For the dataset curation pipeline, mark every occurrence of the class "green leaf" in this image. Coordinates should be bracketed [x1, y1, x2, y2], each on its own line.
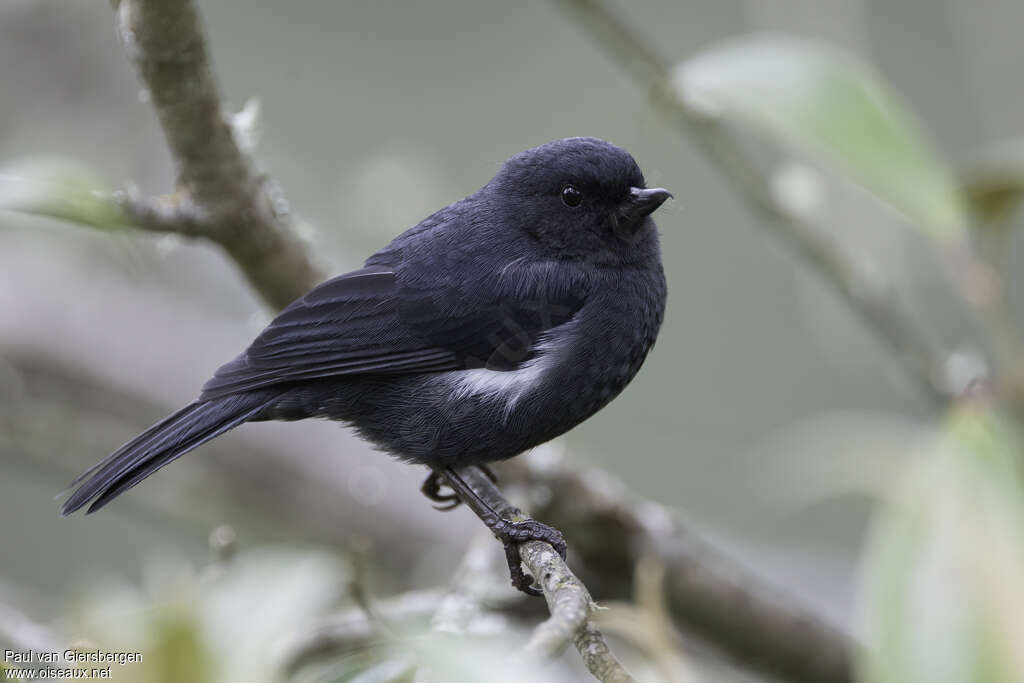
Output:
[148, 608, 213, 683]
[859, 407, 1024, 683]
[0, 157, 125, 230]
[675, 35, 968, 242]
[961, 138, 1024, 224]
[75, 550, 345, 683]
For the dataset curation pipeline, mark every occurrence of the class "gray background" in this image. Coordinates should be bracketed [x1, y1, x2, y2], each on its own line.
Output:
[1, 0, 1020, 654]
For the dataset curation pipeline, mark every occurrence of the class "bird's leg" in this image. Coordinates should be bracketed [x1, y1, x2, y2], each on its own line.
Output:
[439, 466, 566, 596]
[420, 465, 498, 511]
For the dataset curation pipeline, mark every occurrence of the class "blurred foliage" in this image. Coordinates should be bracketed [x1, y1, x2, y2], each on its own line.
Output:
[63, 549, 577, 683]
[676, 35, 968, 242]
[72, 550, 344, 683]
[859, 406, 1024, 683]
[676, 30, 1024, 683]
[962, 138, 1024, 226]
[0, 157, 125, 230]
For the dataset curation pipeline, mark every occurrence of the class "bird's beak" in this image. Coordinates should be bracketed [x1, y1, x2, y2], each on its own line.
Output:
[623, 187, 673, 223]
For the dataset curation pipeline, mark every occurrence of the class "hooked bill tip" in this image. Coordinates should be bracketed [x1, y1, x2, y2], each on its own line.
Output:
[625, 187, 673, 219]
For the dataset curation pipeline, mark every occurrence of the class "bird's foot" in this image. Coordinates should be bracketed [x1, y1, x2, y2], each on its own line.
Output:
[427, 466, 565, 597]
[488, 516, 567, 596]
[420, 466, 497, 511]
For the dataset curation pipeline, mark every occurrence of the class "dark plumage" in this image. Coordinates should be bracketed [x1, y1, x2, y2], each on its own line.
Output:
[61, 137, 671, 591]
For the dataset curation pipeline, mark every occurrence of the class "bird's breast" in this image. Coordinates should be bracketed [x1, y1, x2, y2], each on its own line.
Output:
[437, 274, 665, 443]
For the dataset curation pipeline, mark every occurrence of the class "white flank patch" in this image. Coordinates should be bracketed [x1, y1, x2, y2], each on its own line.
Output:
[451, 357, 548, 413]
[445, 329, 568, 422]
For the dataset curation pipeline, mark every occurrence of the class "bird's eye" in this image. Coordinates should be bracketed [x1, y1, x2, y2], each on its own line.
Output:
[560, 184, 583, 208]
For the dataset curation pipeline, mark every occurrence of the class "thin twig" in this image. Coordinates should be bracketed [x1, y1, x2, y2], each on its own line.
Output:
[554, 0, 954, 409]
[573, 624, 636, 683]
[113, 188, 207, 236]
[594, 557, 700, 683]
[456, 467, 636, 683]
[498, 452, 856, 683]
[111, 0, 324, 308]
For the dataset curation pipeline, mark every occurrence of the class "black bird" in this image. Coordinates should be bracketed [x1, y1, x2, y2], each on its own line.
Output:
[62, 137, 671, 595]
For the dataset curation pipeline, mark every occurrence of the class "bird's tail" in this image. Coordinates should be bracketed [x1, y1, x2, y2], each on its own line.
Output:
[61, 391, 282, 515]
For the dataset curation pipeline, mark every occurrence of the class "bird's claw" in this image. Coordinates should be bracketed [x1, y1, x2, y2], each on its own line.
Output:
[420, 467, 498, 512]
[504, 543, 544, 596]
[492, 517, 567, 596]
[420, 470, 459, 509]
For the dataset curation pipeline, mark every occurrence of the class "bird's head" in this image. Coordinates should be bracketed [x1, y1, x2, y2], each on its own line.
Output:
[487, 137, 672, 263]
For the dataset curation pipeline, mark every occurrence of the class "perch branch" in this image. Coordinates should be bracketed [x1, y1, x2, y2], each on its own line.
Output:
[497, 453, 856, 683]
[555, 0, 954, 408]
[457, 466, 636, 683]
[110, 0, 324, 308]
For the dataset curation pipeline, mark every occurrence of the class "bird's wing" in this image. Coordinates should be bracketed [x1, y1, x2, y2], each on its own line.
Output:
[199, 264, 581, 400]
